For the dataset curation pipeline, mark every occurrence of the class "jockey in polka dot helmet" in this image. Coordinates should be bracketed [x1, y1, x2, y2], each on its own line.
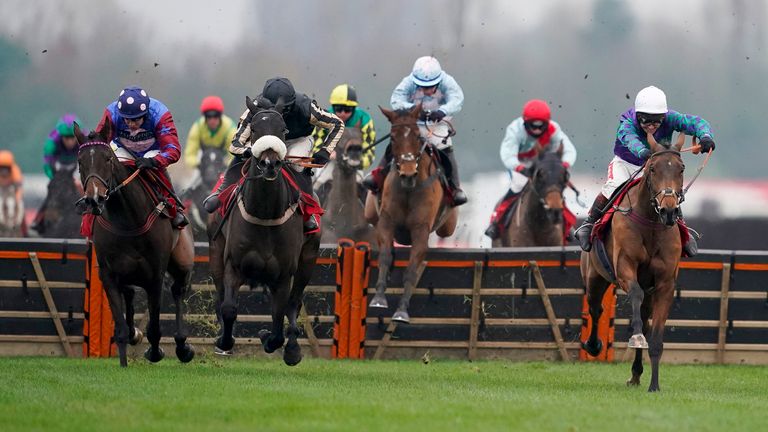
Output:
[95, 86, 188, 228]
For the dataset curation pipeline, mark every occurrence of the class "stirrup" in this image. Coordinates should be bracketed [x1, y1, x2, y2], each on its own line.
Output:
[203, 193, 221, 213]
[484, 224, 501, 240]
[452, 189, 468, 206]
[575, 222, 594, 252]
[362, 174, 379, 193]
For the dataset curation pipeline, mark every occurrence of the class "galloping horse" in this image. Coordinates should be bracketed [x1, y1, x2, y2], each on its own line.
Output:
[495, 145, 570, 247]
[75, 122, 196, 367]
[581, 132, 688, 392]
[319, 120, 374, 244]
[35, 162, 82, 238]
[183, 147, 228, 235]
[367, 104, 458, 323]
[207, 96, 320, 366]
[0, 183, 23, 237]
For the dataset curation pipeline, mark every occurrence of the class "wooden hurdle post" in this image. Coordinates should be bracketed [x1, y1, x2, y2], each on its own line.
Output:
[716, 262, 732, 364]
[468, 261, 483, 361]
[332, 240, 371, 359]
[529, 261, 570, 361]
[28, 252, 75, 358]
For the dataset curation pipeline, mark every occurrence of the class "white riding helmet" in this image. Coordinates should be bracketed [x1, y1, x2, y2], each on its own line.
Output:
[411, 56, 444, 87]
[634, 86, 668, 114]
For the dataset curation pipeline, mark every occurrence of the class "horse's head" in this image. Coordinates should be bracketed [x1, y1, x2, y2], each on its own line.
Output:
[381, 104, 424, 189]
[337, 119, 364, 172]
[645, 131, 686, 226]
[200, 147, 227, 186]
[74, 121, 117, 215]
[245, 95, 287, 142]
[530, 143, 569, 224]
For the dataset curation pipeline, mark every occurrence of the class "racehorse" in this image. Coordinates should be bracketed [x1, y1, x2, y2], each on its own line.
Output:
[0, 183, 23, 237]
[182, 147, 228, 235]
[207, 96, 320, 366]
[35, 162, 82, 238]
[366, 104, 458, 323]
[319, 120, 375, 244]
[74, 122, 196, 367]
[581, 131, 688, 392]
[495, 145, 570, 247]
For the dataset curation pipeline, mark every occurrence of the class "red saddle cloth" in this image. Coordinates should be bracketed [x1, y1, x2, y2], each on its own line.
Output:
[591, 178, 690, 254]
[80, 165, 178, 238]
[214, 168, 324, 233]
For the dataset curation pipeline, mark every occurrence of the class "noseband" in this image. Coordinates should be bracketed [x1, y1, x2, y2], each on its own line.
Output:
[390, 123, 429, 175]
[645, 149, 685, 216]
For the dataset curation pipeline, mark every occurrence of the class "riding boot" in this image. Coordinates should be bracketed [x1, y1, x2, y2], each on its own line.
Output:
[679, 210, 699, 257]
[443, 147, 467, 206]
[172, 210, 189, 229]
[575, 194, 610, 252]
[203, 156, 245, 213]
[362, 144, 392, 194]
[484, 189, 520, 240]
[298, 169, 319, 233]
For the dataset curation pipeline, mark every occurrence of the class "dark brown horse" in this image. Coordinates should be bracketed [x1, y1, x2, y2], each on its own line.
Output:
[182, 147, 229, 236]
[207, 96, 320, 365]
[35, 162, 83, 238]
[495, 145, 570, 247]
[581, 132, 688, 392]
[74, 122, 195, 367]
[366, 104, 458, 323]
[319, 120, 374, 244]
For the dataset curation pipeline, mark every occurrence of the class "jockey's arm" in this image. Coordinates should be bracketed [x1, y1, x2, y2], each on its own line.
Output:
[437, 74, 464, 117]
[151, 111, 181, 168]
[665, 111, 714, 141]
[361, 117, 376, 169]
[183, 121, 202, 169]
[617, 114, 651, 160]
[43, 137, 56, 179]
[309, 101, 344, 154]
[552, 123, 577, 168]
[311, 126, 326, 154]
[229, 109, 252, 156]
[390, 76, 415, 111]
[500, 120, 524, 173]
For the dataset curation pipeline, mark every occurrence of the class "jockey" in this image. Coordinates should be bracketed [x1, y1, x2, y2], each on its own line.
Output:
[362, 56, 467, 205]
[574, 86, 715, 256]
[96, 86, 188, 228]
[43, 114, 81, 179]
[183, 96, 236, 169]
[0, 150, 24, 231]
[202, 77, 344, 232]
[484, 100, 577, 239]
[312, 84, 376, 193]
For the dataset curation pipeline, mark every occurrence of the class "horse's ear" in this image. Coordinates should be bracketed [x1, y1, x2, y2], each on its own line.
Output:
[647, 131, 661, 153]
[73, 122, 87, 146]
[98, 117, 112, 142]
[380, 106, 396, 122]
[673, 132, 686, 152]
[246, 95, 258, 113]
[410, 102, 422, 119]
[274, 96, 285, 115]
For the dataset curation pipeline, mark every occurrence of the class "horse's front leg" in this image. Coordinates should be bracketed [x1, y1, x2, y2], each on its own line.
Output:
[215, 260, 241, 354]
[168, 231, 195, 363]
[616, 257, 647, 350]
[369, 217, 394, 309]
[143, 275, 166, 363]
[393, 224, 429, 324]
[259, 278, 290, 354]
[581, 263, 610, 357]
[102, 276, 130, 367]
[628, 300, 651, 386]
[647, 280, 674, 392]
[123, 287, 143, 346]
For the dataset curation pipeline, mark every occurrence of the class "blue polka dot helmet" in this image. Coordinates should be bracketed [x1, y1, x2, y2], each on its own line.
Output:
[117, 86, 150, 119]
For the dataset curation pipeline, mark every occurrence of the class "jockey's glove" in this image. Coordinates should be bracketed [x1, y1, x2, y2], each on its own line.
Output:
[427, 110, 446, 122]
[312, 149, 331, 165]
[699, 136, 715, 153]
[243, 147, 253, 158]
[136, 157, 158, 170]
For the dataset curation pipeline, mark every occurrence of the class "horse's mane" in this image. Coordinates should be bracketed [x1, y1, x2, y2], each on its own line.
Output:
[392, 108, 415, 117]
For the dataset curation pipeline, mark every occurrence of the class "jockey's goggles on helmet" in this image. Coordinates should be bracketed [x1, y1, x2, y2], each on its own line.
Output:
[637, 113, 665, 126]
[204, 110, 222, 118]
[333, 105, 355, 114]
[524, 120, 549, 131]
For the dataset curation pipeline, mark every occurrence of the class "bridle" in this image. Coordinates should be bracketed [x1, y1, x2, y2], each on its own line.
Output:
[390, 122, 430, 175]
[644, 149, 685, 216]
[78, 141, 141, 204]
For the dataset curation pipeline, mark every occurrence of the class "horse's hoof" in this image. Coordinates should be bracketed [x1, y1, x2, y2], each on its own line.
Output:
[627, 377, 641, 387]
[215, 335, 235, 352]
[628, 334, 649, 349]
[391, 310, 410, 324]
[369, 295, 388, 309]
[283, 342, 303, 366]
[129, 328, 143, 346]
[258, 329, 284, 353]
[581, 339, 603, 357]
[213, 346, 233, 356]
[144, 346, 165, 363]
[176, 343, 195, 363]
[647, 385, 660, 393]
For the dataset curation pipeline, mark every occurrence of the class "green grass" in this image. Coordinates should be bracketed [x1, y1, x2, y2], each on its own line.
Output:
[0, 356, 765, 432]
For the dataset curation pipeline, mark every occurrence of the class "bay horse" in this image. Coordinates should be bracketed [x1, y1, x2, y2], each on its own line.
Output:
[36, 162, 82, 238]
[367, 104, 458, 323]
[581, 131, 688, 392]
[74, 122, 196, 367]
[183, 147, 228, 235]
[495, 144, 570, 247]
[207, 96, 320, 366]
[319, 120, 374, 244]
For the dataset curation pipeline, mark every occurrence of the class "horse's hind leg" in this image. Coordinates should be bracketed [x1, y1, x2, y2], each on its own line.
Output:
[168, 231, 195, 363]
[647, 281, 674, 392]
[393, 226, 429, 324]
[283, 239, 319, 366]
[259, 279, 290, 354]
[581, 261, 611, 357]
[143, 276, 166, 363]
[628, 301, 651, 386]
[102, 277, 130, 367]
[216, 262, 241, 354]
[123, 287, 143, 345]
